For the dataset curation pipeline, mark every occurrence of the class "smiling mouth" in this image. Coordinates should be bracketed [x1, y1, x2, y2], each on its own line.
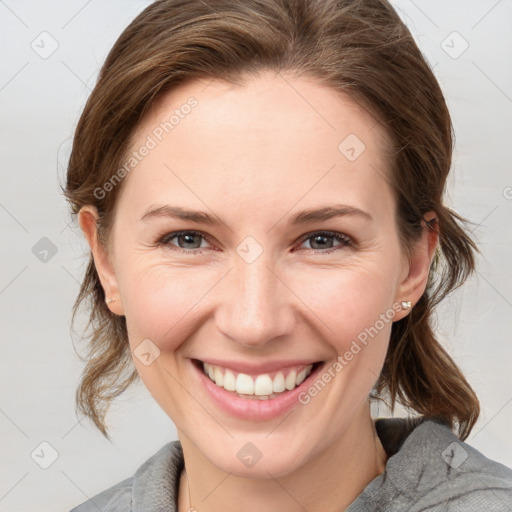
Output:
[192, 359, 324, 400]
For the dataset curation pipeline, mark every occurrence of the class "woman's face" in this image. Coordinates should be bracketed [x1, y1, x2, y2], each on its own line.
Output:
[84, 71, 434, 478]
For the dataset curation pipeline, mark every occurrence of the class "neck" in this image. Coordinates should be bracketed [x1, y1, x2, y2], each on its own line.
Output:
[178, 403, 387, 512]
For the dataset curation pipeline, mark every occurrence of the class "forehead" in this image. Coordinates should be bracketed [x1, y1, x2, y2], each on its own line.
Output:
[118, 71, 394, 223]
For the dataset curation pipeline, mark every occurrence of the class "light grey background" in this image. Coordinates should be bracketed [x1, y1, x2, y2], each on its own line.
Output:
[1, 1, 511, 511]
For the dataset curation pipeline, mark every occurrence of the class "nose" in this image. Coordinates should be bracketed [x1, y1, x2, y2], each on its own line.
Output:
[215, 255, 295, 348]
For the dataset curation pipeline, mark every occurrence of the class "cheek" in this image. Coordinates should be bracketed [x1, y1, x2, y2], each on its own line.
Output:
[119, 258, 227, 355]
[289, 261, 397, 347]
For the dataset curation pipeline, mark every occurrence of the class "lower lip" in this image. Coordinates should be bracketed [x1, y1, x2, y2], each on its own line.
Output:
[189, 359, 325, 421]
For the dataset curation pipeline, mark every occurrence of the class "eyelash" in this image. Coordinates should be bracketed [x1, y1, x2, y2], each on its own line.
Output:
[156, 230, 353, 255]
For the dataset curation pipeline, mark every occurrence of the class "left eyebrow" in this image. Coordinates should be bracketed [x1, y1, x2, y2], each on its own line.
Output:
[140, 203, 373, 225]
[288, 205, 373, 224]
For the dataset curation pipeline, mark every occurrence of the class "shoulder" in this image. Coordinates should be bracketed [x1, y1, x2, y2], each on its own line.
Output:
[69, 476, 133, 512]
[68, 440, 183, 512]
[386, 420, 512, 512]
[352, 417, 512, 511]
[400, 419, 512, 510]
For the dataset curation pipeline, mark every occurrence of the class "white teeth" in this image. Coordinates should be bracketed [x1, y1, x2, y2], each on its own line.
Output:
[285, 369, 297, 390]
[236, 373, 254, 395]
[273, 372, 286, 393]
[223, 369, 236, 391]
[214, 367, 224, 387]
[296, 368, 308, 386]
[201, 362, 315, 397]
[254, 375, 273, 396]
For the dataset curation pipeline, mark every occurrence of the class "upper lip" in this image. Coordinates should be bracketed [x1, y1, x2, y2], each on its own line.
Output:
[193, 358, 323, 375]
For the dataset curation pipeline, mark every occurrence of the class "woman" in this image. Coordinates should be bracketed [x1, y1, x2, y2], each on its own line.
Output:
[65, 0, 512, 510]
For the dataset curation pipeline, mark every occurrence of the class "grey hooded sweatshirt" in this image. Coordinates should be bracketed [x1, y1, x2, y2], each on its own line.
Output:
[69, 417, 512, 511]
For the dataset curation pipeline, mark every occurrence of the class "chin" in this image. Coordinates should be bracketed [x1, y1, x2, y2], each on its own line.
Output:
[192, 432, 317, 479]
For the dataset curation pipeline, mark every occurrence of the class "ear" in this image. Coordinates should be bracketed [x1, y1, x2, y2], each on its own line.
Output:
[393, 211, 439, 321]
[78, 206, 125, 316]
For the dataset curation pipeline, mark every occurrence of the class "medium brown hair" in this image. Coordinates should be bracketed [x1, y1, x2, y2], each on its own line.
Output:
[64, 0, 480, 441]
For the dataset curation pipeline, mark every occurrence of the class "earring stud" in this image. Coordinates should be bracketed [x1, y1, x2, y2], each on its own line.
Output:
[105, 298, 115, 304]
[401, 300, 412, 309]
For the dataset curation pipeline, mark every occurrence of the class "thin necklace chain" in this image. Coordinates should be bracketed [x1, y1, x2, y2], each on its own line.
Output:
[184, 469, 192, 511]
